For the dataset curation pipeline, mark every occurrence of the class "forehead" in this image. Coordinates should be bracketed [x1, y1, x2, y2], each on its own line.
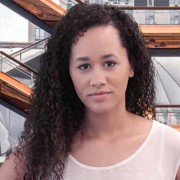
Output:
[74, 25, 121, 46]
[70, 25, 124, 59]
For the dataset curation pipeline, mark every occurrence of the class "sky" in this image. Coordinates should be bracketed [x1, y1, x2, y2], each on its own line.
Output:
[0, 3, 28, 42]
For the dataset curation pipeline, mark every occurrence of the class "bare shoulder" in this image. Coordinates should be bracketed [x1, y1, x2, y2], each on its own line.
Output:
[0, 153, 18, 180]
[129, 113, 153, 134]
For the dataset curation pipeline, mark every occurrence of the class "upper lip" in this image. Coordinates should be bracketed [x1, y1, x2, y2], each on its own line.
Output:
[88, 91, 111, 96]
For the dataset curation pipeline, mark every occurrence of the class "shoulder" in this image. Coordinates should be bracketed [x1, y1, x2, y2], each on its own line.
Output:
[153, 120, 180, 136]
[0, 153, 19, 180]
[153, 120, 180, 150]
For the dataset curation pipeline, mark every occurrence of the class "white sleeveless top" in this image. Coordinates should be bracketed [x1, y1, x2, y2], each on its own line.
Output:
[63, 120, 180, 180]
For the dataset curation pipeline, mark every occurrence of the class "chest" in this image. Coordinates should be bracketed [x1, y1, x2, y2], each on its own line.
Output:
[64, 153, 174, 180]
[71, 132, 148, 167]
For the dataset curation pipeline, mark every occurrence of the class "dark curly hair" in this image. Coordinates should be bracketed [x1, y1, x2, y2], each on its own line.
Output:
[15, 3, 155, 179]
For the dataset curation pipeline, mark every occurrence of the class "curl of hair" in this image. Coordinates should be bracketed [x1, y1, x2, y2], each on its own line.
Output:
[15, 3, 155, 179]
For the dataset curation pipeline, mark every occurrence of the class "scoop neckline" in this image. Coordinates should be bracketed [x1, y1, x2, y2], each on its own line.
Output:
[68, 120, 156, 170]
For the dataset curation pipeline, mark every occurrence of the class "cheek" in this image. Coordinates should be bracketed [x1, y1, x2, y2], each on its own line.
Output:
[70, 69, 88, 92]
[71, 75, 85, 96]
[72, 82, 86, 104]
[111, 72, 130, 91]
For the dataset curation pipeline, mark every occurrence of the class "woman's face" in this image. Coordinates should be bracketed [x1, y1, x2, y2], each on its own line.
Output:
[69, 25, 134, 114]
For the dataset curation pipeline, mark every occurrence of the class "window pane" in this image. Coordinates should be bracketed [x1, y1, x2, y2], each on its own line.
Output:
[40, 29, 44, 37]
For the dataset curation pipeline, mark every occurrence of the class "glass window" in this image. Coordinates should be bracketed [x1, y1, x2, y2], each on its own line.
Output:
[125, 10, 133, 16]
[125, 0, 133, 3]
[145, 10, 155, 24]
[175, 19, 179, 24]
[40, 29, 44, 37]
[171, 0, 180, 4]
[175, 0, 179, 4]
[35, 28, 45, 41]
[148, 0, 154, 6]
[67, 2, 72, 9]
[35, 28, 40, 36]
[149, 19, 155, 24]
[170, 10, 180, 24]
[170, 19, 174, 24]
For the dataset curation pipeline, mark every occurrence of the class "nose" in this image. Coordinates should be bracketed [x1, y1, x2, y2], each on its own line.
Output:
[89, 67, 106, 88]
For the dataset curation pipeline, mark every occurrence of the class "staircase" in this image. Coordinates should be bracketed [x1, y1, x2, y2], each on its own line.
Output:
[0, 0, 67, 33]
[0, 50, 38, 113]
[0, 51, 35, 163]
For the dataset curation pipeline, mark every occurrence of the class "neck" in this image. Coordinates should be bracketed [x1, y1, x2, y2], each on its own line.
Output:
[84, 106, 134, 140]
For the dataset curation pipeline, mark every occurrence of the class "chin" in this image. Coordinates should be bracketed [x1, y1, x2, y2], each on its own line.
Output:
[88, 104, 115, 114]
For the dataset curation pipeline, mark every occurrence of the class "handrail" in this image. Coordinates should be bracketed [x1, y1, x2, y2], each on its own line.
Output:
[10, 37, 49, 57]
[0, 51, 38, 75]
[118, 6, 180, 10]
[155, 105, 180, 108]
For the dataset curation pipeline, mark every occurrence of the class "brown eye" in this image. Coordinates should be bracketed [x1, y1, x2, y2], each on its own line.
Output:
[103, 61, 116, 68]
[78, 64, 90, 70]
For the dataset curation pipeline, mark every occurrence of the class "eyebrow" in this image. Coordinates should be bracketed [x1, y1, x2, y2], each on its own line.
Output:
[75, 54, 117, 62]
[76, 57, 89, 62]
[102, 54, 117, 59]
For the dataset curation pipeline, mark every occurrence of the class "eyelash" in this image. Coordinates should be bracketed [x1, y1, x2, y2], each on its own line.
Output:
[78, 64, 90, 70]
[103, 61, 116, 67]
[78, 61, 116, 71]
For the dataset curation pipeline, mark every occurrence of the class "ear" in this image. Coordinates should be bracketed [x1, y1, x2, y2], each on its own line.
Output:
[129, 66, 134, 78]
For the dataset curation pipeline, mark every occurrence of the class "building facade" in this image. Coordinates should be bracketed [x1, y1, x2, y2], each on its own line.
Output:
[66, 0, 180, 25]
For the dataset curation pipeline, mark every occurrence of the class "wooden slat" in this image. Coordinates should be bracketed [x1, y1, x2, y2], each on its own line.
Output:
[147, 44, 180, 48]
[0, 72, 31, 96]
[12, 0, 62, 25]
[40, 0, 66, 16]
[170, 125, 180, 132]
[12, 0, 42, 15]
[140, 25, 180, 48]
[140, 25, 180, 35]
[1, 83, 30, 113]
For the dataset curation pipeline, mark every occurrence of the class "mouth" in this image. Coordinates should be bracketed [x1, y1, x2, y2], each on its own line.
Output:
[88, 91, 111, 100]
[88, 91, 111, 96]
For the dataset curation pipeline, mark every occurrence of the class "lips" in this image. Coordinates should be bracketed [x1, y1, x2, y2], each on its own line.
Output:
[88, 91, 111, 100]
[88, 91, 111, 96]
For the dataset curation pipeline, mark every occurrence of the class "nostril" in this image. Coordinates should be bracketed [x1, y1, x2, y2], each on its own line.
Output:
[90, 76, 106, 87]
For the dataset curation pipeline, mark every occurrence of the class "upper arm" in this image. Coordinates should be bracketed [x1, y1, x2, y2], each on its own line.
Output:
[0, 153, 18, 180]
[176, 167, 180, 180]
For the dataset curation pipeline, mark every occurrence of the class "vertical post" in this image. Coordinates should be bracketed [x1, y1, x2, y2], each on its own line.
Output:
[31, 72, 34, 87]
[0, 53, 2, 72]
[20, 51, 22, 61]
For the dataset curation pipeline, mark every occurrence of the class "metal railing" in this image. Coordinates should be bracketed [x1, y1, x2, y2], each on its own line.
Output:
[111, 6, 180, 25]
[9, 37, 49, 62]
[53, 0, 79, 10]
[0, 105, 25, 166]
[0, 51, 38, 87]
[131, 9, 180, 25]
[155, 105, 180, 125]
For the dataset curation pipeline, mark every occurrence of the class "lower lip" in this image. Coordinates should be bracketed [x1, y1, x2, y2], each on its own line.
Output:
[89, 93, 110, 101]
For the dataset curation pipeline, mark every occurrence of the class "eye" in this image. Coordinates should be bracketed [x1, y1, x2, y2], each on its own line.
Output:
[103, 61, 116, 68]
[78, 64, 90, 70]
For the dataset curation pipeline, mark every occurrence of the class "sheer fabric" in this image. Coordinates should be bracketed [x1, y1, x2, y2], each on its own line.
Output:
[63, 120, 180, 180]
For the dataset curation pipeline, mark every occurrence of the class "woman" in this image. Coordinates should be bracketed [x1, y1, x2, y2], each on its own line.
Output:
[0, 3, 180, 180]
